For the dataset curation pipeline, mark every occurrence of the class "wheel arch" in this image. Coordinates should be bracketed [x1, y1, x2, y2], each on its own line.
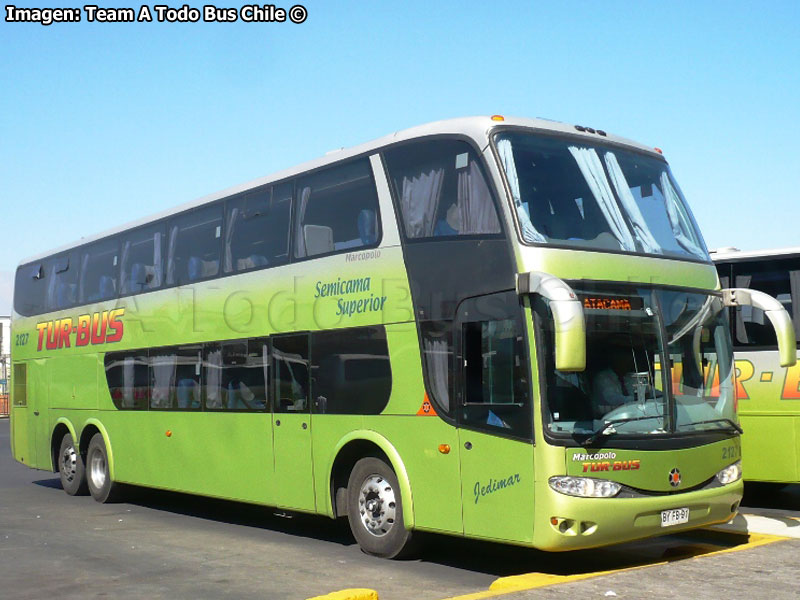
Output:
[78, 419, 115, 481]
[327, 431, 414, 529]
[50, 418, 79, 473]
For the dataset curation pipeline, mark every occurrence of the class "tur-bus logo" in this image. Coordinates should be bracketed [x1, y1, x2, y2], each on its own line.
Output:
[35, 309, 125, 351]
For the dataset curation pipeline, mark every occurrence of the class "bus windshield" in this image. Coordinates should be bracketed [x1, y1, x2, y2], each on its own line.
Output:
[536, 286, 736, 440]
[495, 132, 709, 261]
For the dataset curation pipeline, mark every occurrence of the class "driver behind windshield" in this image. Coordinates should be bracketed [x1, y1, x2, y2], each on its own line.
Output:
[591, 347, 659, 417]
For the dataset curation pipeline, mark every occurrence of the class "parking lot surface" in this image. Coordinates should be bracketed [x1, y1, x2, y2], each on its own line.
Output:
[1, 419, 798, 600]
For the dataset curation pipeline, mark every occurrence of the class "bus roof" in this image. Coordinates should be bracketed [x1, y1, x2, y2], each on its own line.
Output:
[711, 246, 800, 262]
[18, 115, 661, 266]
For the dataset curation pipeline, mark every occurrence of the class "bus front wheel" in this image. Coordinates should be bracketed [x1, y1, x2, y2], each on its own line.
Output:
[346, 457, 415, 559]
[58, 434, 88, 496]
[86, 433, 122, 503]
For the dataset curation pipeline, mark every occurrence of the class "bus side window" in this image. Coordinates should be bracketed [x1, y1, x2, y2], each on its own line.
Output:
[733, 259, 800, 347]
[294, 159, 381, 259]
[79, 237, 119, 304]
[311, 326, 392, 415]
[204, 340, 268, 411]
[14, 263, 47, 316]
[457, 292, 532, 439]
[273, 335, 310, 413]
[120, 224, 164, 295]
[224, 183, 292, 273]
[105, 351, 149, 410]
[419, 321, 454, 417]
[150, 349, 177, 409]
[174, 345, 203, 410]
[167, 204, 223, 286]
[46, 252, 79, 310]
[383, 139, 502, 240]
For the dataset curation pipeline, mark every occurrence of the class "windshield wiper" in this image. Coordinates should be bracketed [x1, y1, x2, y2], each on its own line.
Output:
[677, 418, 743, 434]
[581, 415, 665, 446]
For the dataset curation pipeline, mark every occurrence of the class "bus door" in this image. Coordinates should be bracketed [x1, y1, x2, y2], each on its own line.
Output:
[455, 291, 536, 543]
[271, 333, 316, 511]
[26, 359, 50, 470]
[10, 362, 31, 466]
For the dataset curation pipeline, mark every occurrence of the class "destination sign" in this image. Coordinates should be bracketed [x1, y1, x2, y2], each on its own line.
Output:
[579, 295, 644, 311]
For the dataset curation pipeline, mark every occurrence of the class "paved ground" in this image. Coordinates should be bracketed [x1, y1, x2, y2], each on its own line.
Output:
[1, 418, 799, 600]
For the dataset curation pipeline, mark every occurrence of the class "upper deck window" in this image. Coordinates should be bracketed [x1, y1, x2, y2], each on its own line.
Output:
[13, 262, 47, 316]
[225, 183, 292, 272]
[79, 238, 119, 303]
[294, 159, 381, 259]
[383, 139, 502, 240]
[495, 132, 709, 261]
[120, 224, 164, 295]
[167, 205, 223, 285]
[46, 252, 79, 311]
[728, 257, 800, 347]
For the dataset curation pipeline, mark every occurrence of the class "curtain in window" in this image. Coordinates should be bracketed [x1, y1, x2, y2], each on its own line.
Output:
[205, 349, 223, 408]
[224, 207, 240, 273]
[604, 152, 661, 254]
[122, 357, 135, 408]
[120, 240, 132, 293]
[790, 270, 800, 338]
[456, 160, 502, 235]
[659, 172, 705, 259]
[294, 186, 312, 257]
[496, 138, 545, 242]
[152, 232, 162, 288]
[400, 168, 444, 238]
[78, 253, 90, 302]
[568, 147, 636, 251]
[151, 354, 176, 408]
[423, 328, 451, 412]
[166, 225, 179, 285]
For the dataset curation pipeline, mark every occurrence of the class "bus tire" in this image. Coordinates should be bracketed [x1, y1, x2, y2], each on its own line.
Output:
[58, 433, 88, 496]
[346, 456, 416, 559]
[86, 433, 122, 503]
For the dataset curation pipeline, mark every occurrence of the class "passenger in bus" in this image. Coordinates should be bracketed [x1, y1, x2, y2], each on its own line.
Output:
[591, 351, 636, 415]
[434, 203, 460, 236]
[591, 350, 658, 416]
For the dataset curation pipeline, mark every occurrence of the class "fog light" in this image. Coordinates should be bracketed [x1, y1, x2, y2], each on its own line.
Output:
[549, 476, 621, 498]
[716, 461, 742, 485]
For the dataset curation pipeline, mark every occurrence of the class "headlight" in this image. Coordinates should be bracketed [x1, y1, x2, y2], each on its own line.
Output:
[549, 476, 621, 498]
[716, 460, 742, 485]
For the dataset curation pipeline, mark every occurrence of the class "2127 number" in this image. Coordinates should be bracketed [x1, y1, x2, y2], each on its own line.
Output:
[722, 445, 740, 460]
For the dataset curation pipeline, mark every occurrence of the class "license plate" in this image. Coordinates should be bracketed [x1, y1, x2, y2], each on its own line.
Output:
[660, 507, 689, 527]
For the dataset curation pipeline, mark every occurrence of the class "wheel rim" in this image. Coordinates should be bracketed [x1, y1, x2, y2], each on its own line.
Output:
[89, 450, 106, 490]
[60, 444, 78, 483]
[358, 474, 397, 537]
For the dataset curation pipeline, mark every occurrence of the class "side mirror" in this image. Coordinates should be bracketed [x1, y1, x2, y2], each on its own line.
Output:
[722, 288, 797, 367]
[517, 271, 586, 372]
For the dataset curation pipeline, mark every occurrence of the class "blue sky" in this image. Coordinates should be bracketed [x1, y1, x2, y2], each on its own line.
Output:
[1, 0, 799, 314]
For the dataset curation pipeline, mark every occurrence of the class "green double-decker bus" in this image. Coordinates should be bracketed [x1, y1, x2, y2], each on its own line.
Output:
[713, 247, 800, 485]
[10, 116, 795, 558]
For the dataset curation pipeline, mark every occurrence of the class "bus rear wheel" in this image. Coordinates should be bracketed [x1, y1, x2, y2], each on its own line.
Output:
[346, 457, 415, 559]
[58, 434, 88, 496]
[86, 433, 122, 503]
